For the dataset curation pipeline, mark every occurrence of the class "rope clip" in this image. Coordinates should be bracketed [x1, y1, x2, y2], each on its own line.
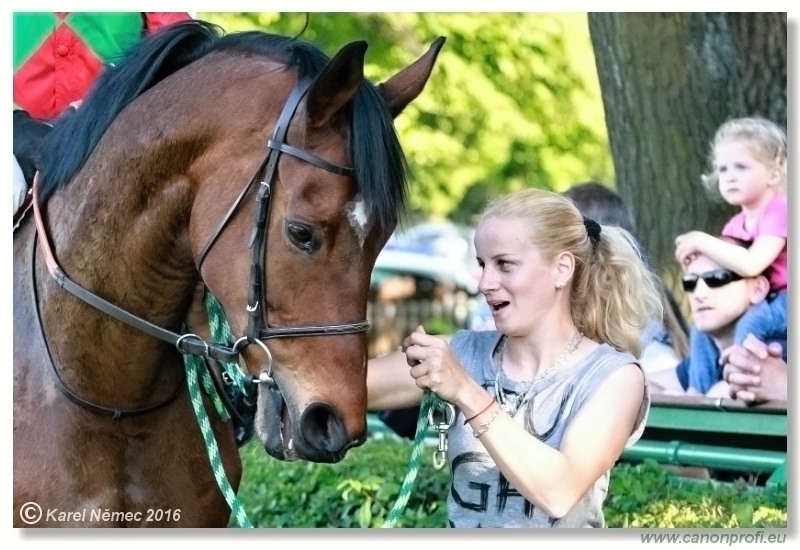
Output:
[428, 401, 456, 470]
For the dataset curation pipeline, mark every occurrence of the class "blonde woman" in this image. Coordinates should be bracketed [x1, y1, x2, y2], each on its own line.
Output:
[368, 188, 663, 527]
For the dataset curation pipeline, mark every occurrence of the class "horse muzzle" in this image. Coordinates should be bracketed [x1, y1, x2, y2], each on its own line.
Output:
[255, 377, 365, 463]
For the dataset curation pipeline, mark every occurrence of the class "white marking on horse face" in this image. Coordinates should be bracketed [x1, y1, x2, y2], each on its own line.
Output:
[347, 198, 369, 247]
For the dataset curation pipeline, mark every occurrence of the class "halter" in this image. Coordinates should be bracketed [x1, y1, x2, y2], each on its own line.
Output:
[30, 77, 370, 416]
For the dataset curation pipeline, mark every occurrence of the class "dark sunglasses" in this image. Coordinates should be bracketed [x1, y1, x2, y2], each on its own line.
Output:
[682, 269, 743, 293]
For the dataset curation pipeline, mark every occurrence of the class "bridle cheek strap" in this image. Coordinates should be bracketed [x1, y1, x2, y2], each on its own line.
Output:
[243, 79, 312, 342]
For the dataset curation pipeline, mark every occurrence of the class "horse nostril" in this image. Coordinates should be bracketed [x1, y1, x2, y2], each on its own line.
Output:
[299, 402, 350, 460]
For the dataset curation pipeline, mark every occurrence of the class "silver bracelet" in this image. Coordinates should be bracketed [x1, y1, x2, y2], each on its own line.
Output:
[472, 407, 501, 438]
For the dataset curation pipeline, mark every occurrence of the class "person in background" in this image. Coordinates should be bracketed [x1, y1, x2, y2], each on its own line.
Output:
[562, 181, 636, 231]
[674, 117, 787, 394]
[563, 181, 689, 375]
[368, 188, 663, 527]
[13, 12, 192, 216]
[648, 252, 784, 397]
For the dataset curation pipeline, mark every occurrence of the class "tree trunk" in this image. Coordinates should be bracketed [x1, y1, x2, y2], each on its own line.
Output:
[724, 13, 787, 127]
[588, 12, 786, 292]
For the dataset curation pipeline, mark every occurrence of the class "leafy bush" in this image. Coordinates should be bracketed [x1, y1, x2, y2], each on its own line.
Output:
[235, 439, 787, 528]
[605, 461, 787, 528]
[236, 437, 449, 527]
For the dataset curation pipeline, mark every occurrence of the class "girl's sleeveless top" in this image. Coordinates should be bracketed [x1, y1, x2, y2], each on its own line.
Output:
[445, 330, 650, 528]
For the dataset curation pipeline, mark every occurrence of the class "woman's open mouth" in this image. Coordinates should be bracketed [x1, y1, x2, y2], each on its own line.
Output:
[489, 300, 509, 314]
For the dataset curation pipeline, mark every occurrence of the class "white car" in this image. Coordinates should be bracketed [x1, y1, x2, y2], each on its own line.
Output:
[372, 248, 478, 296]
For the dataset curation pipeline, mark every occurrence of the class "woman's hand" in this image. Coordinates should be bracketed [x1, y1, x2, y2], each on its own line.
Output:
[401, 326, 473, 405]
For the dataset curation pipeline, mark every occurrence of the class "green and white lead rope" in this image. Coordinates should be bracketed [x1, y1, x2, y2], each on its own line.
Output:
[183, 291, 254, 528]
[183, 289, 438, 528]
[381, 390, 444, 528]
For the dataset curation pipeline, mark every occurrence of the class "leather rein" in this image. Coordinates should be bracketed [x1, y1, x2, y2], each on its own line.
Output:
[31, 78, 370, 417]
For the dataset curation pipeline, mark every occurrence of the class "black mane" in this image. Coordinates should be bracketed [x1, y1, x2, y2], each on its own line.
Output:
[40, 19, 407, 233]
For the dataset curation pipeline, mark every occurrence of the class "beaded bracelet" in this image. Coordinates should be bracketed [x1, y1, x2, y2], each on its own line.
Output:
[472, 407, 501, 438]
[463, 399, 496, 425]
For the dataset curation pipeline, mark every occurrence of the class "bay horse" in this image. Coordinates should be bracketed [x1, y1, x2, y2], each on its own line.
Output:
[13, 20, 444, 527]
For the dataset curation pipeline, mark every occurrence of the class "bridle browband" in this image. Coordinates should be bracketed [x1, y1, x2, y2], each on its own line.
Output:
[31, 77, 371, 417]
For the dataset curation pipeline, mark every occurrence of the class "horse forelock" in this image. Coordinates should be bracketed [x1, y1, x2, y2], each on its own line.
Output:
[350, 83, 408, 240]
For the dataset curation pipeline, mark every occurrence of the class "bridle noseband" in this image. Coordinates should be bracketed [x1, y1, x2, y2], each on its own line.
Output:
[31, 77, 371, 416]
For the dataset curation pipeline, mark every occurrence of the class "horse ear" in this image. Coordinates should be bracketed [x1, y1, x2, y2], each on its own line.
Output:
[306, 41, 367, 129]
[378, 36, 446, 118]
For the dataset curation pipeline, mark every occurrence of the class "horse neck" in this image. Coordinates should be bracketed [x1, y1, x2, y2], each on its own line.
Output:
[40, 138, 197, 402]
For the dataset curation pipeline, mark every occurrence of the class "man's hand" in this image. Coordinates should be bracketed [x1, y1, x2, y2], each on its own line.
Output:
[721, 334, 787, 404]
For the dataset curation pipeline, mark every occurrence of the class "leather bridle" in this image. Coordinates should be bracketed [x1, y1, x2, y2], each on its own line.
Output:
[194, 78, 370, 384]
[31, 77, 371, 416]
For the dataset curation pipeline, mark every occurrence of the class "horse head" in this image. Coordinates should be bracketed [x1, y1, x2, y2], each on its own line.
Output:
[191, 33, 445, 462]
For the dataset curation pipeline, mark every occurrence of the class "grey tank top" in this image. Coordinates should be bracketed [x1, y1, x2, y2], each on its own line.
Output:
[445, 330, 650, 528]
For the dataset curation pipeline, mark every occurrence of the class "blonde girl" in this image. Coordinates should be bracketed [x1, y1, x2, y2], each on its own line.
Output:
[674, 117, 787, 393]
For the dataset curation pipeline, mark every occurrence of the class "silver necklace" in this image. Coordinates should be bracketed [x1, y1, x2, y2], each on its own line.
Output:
[494, 329, 583, 416]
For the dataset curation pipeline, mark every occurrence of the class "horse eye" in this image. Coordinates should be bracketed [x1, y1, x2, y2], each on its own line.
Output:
[286, 222, 319, 252]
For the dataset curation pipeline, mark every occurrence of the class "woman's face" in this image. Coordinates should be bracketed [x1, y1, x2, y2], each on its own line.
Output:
[474, 217, 559, 335]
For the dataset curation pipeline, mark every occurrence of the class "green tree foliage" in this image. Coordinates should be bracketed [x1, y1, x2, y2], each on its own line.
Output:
[200, 12, 612, 223]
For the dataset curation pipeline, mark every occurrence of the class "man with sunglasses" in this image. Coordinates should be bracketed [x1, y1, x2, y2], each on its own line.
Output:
[649, 253, 786, 396]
